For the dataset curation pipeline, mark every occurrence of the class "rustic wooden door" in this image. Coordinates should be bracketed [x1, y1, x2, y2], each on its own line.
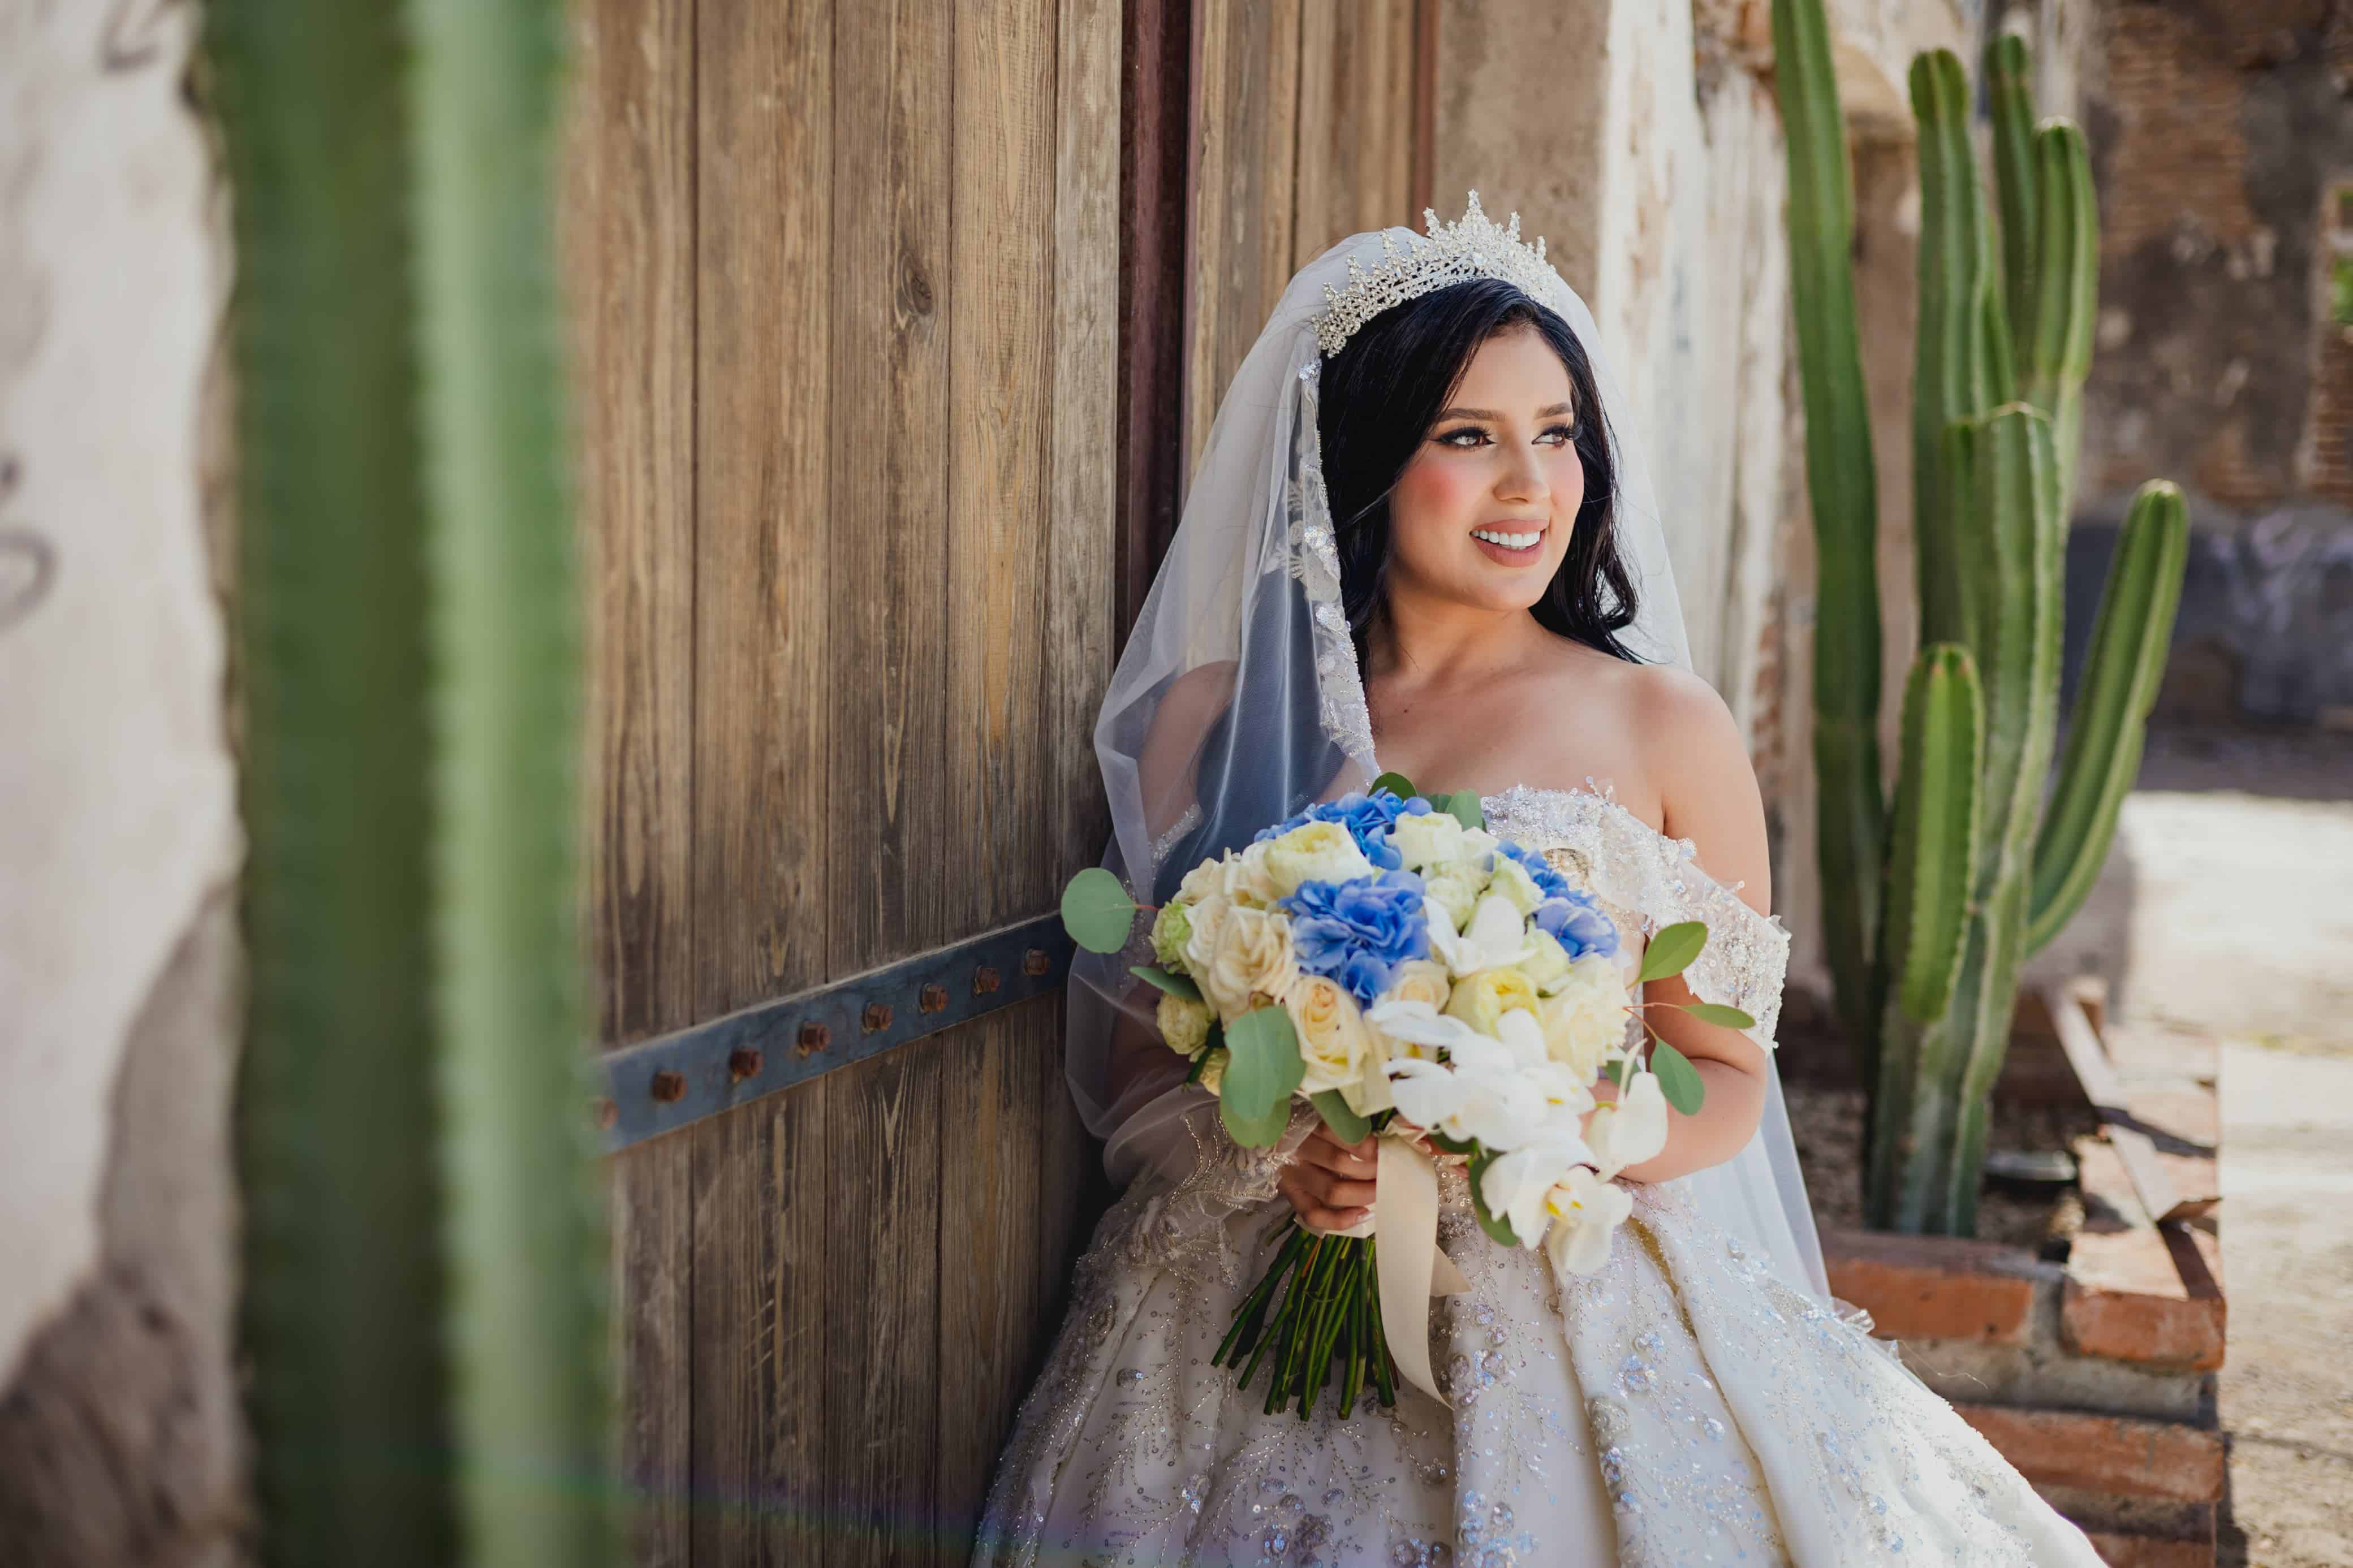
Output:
[564, 0, 1118, 1560]
[561, 1, 1427, 1562]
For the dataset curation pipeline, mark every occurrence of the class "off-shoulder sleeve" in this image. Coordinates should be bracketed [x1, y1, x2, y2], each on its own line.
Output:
[1483, 784, 1790, 1052]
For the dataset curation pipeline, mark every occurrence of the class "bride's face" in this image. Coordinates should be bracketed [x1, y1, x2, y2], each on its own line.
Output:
[1385, 323, 1584, 614]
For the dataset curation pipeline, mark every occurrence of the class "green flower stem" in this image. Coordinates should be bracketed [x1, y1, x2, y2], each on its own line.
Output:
[1218, 1226, 1302, 1367]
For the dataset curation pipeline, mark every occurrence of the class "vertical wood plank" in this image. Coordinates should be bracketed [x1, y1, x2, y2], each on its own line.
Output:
[937, 0, 1063, 1557]
[563, 0, 697, 1560]
[1183, 0, 1302, 472]
[692, 1, 833, 1563]
[1294, 1, 1419, 270]
[1038, 0, 1122, 1453]
[1116, 0, 1193, 630]
[946, 0, 1058, 935]
[824, 2, 956, 1563]
[936, 1008, 1050, 1559]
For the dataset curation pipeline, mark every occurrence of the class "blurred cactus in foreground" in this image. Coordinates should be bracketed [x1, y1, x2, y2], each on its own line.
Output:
[214, 0, 617, 1561]
[1773, 10, 2190, 1234]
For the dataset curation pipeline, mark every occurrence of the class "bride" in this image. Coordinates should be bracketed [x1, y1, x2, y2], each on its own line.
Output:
[973, 196, 2104, 1567]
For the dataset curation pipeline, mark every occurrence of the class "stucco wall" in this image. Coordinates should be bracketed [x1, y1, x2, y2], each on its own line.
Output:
[0, 0, 245, 1560]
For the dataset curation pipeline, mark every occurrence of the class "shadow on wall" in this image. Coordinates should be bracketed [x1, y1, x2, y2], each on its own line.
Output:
[2062, 503, 2353, 729]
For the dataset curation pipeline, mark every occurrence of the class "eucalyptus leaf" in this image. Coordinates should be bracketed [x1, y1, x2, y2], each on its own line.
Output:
[1465, 1149, 1520, 1247]
[1061, 867, 1137, 954]
[1222, 1005, 1305, 1121]
[1681, 1001, 1755, 1030]
[1371, 770, 1419, 802]
[1310, 1090, 1371, 1146]
[1130, 964, 1202, 1003]
[1636, 920, 1708, 983]
[1427, 1129, 1477, 1157]
[1650, 1040, 1708, 1116]
[1439, 791, 1484, 831]
[1222, 1093, 1293, 1149]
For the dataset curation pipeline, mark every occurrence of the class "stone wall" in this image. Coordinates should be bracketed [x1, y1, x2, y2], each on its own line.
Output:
[2077, 0, 2353, 725]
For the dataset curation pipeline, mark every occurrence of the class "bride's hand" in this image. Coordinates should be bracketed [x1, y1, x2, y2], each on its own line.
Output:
[1277, 1125, 1377, 1231]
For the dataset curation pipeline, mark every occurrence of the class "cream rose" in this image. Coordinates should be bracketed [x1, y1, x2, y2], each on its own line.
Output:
[1537, 954, 1631, 1080]
[1261, 820, 1375, 896]
[1179, 848, 1279, 909]
[1381, 958, 1453, 1010]
[1286, 973, 1373, 1095]
[1389, 810, 1469, 871]
[1156, 990, 1214, 1055]
[1444, 966, 1540, 1036]
[1421, 865, 1484, 932]
[1181, 891, 1232, 979]
[1199, 904, 1299, 1023]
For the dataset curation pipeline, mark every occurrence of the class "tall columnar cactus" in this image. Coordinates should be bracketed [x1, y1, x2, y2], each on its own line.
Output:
[1773, 7, 2191, 1234]
[214, 1, 616, 1562]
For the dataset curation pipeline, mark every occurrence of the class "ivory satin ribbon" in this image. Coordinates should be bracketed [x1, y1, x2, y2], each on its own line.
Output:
[1312, 1137, 1468, 1407]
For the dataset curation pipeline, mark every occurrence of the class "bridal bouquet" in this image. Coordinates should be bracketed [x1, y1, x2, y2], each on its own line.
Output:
[1062, 777, 1753, 1419]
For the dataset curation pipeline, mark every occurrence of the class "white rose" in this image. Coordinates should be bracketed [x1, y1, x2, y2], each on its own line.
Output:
[1389, 810, 1469, 872]
[1286, 973, 1373, 1095]
[1200, 904, 1299, 1023]
[1156, 990, 1213, 1055]
[1485, 854, 1544, 914]
[1421, 866, 1484, 932]
[1180, 849, 1279, 909]
[1537, 955, 1630, 1081]
[1520, 928, 1573, 994]
[1261, 820, 1375, 896]
[1182, 892, 1233, 978]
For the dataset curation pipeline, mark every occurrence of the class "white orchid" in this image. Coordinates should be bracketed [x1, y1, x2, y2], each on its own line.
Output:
[1478, 1128, 1597, 1249]
[1425, 889, 1535, 977]
[1587, 1068, 1670, 1180]
[1544, 1165, 1634, 1275]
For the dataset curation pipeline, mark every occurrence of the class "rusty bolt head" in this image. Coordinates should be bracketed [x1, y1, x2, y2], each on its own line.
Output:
[919, 982, 948, 1013]
[796, 1020, 829, 1055]
[973, 965, 1001, 995]
[1024, 948, 1051, 977]
[728, 1047, 763, 1082]
[649, 1069, 686, 1104]
[594, 1097, 618, 1130]
[863, 1001, 893, 1033]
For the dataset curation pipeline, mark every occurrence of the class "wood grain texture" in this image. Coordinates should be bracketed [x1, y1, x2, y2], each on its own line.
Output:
[564, 2, 697, 1561]
[1292, 0, 1419, 270]
[691, 1, 833, 1563]
[947, 0, 1058, 935]
[1116, 0, 1193, 632]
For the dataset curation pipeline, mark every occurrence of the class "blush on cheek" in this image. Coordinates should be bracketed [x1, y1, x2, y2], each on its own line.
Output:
[1390, 455, 1484, 551]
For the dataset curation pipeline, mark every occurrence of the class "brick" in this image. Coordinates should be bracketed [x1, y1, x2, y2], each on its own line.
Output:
[1954, 1405, 2225, 1505]
[1820, 1228, 2050, 1344]
[2082, 1530, 2214, 1568]
[2066, 1138, 2227, 1372]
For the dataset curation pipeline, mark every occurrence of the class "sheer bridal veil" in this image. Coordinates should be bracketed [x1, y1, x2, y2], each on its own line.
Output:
[1066, 196, 1830, 1300]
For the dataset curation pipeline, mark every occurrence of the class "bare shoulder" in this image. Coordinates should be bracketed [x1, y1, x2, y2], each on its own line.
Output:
[1623, 662, 1772, 915]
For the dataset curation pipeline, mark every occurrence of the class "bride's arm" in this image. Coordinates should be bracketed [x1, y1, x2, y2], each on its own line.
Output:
[1593, 666, 1774, 1184]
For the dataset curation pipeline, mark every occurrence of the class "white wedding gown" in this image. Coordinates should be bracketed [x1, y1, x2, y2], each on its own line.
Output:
[974, 785, 2105, 1567]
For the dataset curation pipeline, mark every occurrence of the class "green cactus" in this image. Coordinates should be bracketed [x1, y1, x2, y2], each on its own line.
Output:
[216, 0, 615, 1560]
[1773, 9, 2191, 1233]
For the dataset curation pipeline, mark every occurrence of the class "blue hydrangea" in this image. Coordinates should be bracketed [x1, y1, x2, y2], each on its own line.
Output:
[1495, 837, 1576, 903]
[1253, 789, 1428, 872]
[1533, 891, 1619, 961]
[1279, 870, 1430, 1007]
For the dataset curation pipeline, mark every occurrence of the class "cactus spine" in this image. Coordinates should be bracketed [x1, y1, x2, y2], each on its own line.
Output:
[1773, 7, 2191, 1233]
[215, 0, 616, 1560]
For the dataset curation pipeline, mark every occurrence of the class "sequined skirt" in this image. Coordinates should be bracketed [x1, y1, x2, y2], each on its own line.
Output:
[973, 1163, 2108, 1568]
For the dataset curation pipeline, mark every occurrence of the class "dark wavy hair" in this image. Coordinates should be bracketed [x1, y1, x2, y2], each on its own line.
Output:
[1316, 277, 1645, 665]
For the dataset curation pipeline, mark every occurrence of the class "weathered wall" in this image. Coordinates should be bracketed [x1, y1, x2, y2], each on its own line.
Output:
[0, 0, 247, 1561]
[2076, 0, 2353, 725]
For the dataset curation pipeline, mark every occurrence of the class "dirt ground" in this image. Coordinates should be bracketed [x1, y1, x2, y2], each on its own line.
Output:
[2029, 724, 2353, 1566]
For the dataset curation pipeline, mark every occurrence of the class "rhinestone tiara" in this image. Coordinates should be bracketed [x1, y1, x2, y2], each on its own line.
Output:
[1309, 191, 1565, 357]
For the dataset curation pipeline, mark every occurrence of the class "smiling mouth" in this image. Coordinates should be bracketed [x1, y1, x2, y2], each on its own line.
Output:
[1471, 526, 1545, 551]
